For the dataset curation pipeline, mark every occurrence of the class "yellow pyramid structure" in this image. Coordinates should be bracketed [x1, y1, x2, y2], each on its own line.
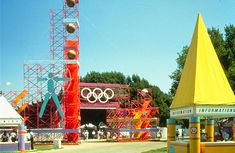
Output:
[171, 14, 235, 109]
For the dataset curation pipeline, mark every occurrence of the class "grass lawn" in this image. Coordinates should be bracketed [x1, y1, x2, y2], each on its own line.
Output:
[34, 145, 55, 151]
[142, 147, 167, 153]
[0, 145, 56, 153]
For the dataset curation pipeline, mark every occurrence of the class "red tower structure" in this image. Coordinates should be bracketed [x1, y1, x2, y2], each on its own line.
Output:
[64, 40, 80, 142]
[23, 0, 80, 142]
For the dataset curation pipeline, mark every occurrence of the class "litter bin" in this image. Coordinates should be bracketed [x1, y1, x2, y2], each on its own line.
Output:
[53, 139, 61, 149]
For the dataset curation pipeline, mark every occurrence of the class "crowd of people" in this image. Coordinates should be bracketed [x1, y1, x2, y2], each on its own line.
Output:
[175, 128, 233, 142]
[0, 129, 34, 149]
[0, 130, 17, 142]
[82, 129, 106, 140]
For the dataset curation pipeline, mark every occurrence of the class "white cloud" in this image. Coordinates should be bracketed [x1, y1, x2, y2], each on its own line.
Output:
[6, 82, 12, 86]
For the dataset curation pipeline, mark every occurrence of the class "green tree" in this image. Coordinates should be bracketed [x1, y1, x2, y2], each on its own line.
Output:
[151, 85, 171, 126]
[224, 25, 235, 91]
[169, 46, 188, 96]
[169, 25, 235, 96]
[81, 71, 126, 84]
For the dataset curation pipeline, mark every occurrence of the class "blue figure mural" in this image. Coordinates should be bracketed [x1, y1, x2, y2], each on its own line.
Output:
[38, 72, 71, 118]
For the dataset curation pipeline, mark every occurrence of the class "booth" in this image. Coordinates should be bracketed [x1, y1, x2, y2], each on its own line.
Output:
[167, 14, 235, 153]
[0, 95, 30, 152]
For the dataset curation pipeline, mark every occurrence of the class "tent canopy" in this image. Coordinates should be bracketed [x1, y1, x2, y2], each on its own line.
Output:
[0, 95, 23, 127]
[171, 14, 235, 109]
[80, 123, 97, 129]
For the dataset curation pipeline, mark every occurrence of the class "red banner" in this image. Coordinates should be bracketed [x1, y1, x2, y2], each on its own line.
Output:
[64, 40, 80, 142]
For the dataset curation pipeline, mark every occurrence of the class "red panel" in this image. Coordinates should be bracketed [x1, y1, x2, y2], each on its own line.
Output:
[64, 40, 80, 142]
[80, 102, 119, 109]
[80, 83, 129, 88]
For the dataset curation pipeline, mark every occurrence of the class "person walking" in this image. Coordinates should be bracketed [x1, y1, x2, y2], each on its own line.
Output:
[176, 129, 180, 140]
[182, 129, 184, 140]
[27, 130, 34, 150]
[92, 130, 96, 139]
[84, 130, 89, 140]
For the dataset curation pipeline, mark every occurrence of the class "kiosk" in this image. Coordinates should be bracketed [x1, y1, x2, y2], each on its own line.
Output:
[167, 14, 235, 153]
[0, 96, 30, 152]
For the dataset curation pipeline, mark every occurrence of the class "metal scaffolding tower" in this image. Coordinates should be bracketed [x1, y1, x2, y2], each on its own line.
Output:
[23, 0, 80, 142]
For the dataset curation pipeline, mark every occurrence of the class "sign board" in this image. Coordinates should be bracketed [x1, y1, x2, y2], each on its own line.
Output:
[170, 106, 235, 118]
[0, 118, 22, 127]
[196, 106, 235, 117]
[170, 107, 194, 118]
[191, 127, 197, 134]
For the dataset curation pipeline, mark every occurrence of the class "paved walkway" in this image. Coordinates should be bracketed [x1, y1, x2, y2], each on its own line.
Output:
[35, 141, 166, 153]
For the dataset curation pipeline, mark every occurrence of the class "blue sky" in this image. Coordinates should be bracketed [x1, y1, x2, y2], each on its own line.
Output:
[0, 0, 235, 93]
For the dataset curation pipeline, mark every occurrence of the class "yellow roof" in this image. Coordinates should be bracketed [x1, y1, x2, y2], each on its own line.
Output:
[171, 14, 235, 109]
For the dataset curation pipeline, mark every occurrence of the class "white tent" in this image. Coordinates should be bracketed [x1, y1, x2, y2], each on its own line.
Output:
[0, 96, 23, 127]
[80, 123, 97, 129]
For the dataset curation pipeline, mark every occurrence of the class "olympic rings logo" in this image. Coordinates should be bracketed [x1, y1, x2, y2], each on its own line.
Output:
[81, 88, 114, 103]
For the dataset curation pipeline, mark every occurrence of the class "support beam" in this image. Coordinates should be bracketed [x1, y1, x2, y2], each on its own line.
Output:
[205, 119, 214, 142]
[233, 118, 235, 141]
[190, 116, 200, 153]
[167, 118, 176, 153]
[18, 124, 26, 151]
